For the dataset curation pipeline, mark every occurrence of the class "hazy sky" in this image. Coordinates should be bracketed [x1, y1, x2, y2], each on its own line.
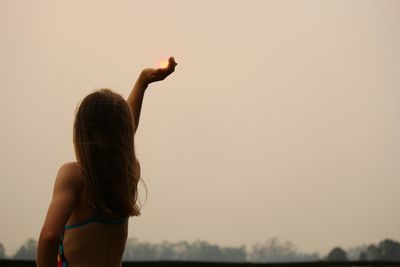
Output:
[0, 0, 399, 256]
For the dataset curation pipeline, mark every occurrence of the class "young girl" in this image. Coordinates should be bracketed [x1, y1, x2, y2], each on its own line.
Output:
[36, 57, 177, 267]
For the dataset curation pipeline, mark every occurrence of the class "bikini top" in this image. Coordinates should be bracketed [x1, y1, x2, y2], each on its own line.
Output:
[58, 215, 129, 267]
[64, 215, 129, 230]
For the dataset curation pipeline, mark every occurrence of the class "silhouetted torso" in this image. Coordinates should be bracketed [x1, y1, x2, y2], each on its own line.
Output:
[62, 162, 128, 267]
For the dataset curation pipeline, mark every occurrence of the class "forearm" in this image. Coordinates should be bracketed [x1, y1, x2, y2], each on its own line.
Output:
[127, 74, 148, 133]
[127, 57, 177, 132]
[36, 238, 58, 267]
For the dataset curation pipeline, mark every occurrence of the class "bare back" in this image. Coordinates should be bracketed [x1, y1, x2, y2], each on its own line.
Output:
[62, 162, 128, 267]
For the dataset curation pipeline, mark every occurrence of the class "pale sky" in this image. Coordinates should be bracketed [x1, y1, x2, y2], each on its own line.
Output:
[0, 0, 399, 256]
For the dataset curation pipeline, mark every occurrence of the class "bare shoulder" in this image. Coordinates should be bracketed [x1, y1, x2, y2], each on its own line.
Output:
[59, 161, 83, 174]
[55, 162, 84, 192]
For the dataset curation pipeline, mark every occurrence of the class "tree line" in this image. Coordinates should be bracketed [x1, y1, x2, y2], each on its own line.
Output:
[1, 237, 399, 262]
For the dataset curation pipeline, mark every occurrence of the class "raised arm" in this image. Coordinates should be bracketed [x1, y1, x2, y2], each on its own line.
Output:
[127, 57, 177, 132]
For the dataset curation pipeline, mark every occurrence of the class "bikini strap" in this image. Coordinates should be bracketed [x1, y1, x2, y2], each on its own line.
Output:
[64, 215, 128, 230]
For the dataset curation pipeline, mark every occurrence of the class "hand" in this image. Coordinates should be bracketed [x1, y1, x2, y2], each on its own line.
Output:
[139, 57, 178, 86]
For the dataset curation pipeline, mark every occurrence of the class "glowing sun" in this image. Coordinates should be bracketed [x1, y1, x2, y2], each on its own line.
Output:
[158, 59, 169, 69]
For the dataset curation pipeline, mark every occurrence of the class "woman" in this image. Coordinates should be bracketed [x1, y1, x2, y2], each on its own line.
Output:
[36, 57, 178, 267]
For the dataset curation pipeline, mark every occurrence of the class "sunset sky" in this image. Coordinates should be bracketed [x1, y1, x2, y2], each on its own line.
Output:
[0, 0, 399, 256]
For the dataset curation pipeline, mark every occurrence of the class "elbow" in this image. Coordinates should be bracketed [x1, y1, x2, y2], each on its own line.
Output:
[38, 228, 61, 245]
[36, 229, 60, 267]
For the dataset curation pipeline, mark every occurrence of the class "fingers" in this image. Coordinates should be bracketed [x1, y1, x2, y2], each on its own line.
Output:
[168, 56, 177, 67]
[158, 57, 177, 75]
[167, 57, 177, 73]
[151, 57, 177, 83]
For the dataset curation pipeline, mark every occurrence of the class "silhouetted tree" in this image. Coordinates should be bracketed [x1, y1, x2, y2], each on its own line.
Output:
[359, 251, 367, 261]
[249, 237, 319, 262]
[0, 243, 5, 258]
[365, 239, 400, 261]
[346, 244, 368, 260]
[326, 247, 348, 261]
[221, 246, 247, 262]
[188, 240, 223, 261]
[123, 238, 157, 260]
[14, 239, 37, 259]
[379, 239, 400, 261]
[123, 238, 247, 262]
[365, 244, 379, 260]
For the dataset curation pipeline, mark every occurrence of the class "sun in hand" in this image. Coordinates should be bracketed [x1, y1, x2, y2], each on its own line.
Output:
[158, 59, 169, 69]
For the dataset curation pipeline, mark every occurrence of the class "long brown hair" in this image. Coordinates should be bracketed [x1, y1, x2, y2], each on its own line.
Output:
[73, 88, 141, 217]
